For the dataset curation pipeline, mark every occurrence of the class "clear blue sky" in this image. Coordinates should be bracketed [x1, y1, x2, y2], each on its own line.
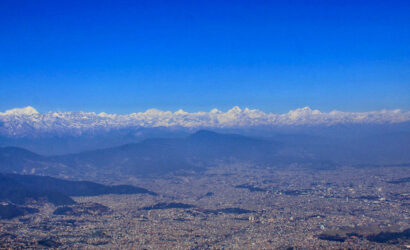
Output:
[0, 0, 409, 113]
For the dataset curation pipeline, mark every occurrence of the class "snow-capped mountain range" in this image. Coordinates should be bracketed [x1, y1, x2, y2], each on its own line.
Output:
[1, 106, 409, 137]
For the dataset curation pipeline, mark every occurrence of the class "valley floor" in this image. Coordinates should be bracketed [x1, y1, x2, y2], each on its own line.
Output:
[0, 165, 409, 249]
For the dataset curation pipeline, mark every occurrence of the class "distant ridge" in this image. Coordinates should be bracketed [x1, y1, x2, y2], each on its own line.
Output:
[0, 131, 280, 178]
[1, 129, 409, 180]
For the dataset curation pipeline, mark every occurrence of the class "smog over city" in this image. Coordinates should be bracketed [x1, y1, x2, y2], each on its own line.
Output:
[0, 1, 409, 249]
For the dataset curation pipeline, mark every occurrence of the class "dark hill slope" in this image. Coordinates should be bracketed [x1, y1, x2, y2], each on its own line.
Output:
[185, 130, 277, 161]
[0, 147, 48, 173]
[3, 173, 156, 196]
[0, 173, 156, 206]
[0, 174, 75, 206]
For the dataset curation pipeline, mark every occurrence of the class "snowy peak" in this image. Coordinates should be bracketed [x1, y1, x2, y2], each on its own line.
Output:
[228, 106, 242, 113]
[0, 106, 39, 116]
[287, 107, 321, 120]
[0, 106, 409, 137]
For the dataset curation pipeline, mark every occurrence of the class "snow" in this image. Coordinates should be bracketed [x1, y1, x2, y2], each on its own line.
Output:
[0, 106, 39, 116]
[0, 106, 409, 137]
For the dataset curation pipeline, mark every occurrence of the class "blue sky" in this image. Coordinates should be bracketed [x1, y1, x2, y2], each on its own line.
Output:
[0, 0, 409, 113]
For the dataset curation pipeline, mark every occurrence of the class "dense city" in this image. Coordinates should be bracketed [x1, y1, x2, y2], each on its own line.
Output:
[1, 164, 409, 249]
